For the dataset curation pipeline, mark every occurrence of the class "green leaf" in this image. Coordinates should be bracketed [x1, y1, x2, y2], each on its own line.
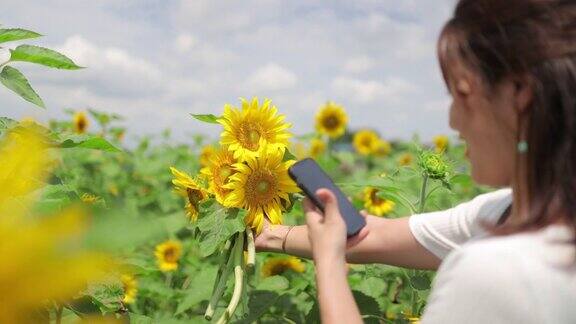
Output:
[236, 291, 281, 324]
[410, 275, 431, 290]
[0, 117, 17, 135]
[66, 295, 102, 317]
[10, 44, 83, 69]
[0, 65, 45, 108]
[196, 205, 244, 257]
[282, 149, 297, 162]
[60, 135, 122, 152]
[0, 28, 41, 44]
[256, 275, 290, 291]
[190, 113, 220, 124]
[175, 267, 217, 315]
[450, 174, 472, 186]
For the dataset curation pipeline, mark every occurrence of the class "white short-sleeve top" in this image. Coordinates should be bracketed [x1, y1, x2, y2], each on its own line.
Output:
[409, 188, 576, 324]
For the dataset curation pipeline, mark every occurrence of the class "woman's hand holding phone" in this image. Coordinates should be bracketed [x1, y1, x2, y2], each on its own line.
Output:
[304, 188, 369, 265]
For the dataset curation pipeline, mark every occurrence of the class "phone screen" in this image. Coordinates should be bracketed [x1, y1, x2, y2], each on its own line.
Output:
[288, 158, 366, 237]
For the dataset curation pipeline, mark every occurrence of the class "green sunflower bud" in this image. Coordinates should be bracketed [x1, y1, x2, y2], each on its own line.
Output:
[418, 150, 450, 181]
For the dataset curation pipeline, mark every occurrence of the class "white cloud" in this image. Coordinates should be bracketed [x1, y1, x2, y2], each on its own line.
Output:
[343, 56, 375, 74]
[245, 63, 298, 92]
[56, 35, 161, 79]
[174, 33, 198, 53]
[332, 76, 415, 104]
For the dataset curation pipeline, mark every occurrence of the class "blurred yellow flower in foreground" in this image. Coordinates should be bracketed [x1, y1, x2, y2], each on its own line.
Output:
[0, 128, 111, 323]
[170, 167, 208, 221]
[73, 111, 89, 134]
[433, 135, 449, 153]
[261, 256, 305, 277]
[219, 97, 292, 162]
[308, 138, 326, 158]
[200, 146, 238, 207]
[315, 101, 347, 139]
[363, 187, 395, 216]
[224, 147, 300, 234]
[155, 240, 182, 272]
[121, 274, 138, 304]
[353, 130, 380, 156]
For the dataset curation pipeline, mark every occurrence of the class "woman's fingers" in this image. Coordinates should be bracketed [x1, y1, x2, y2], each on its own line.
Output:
[315, 189, 341, 221]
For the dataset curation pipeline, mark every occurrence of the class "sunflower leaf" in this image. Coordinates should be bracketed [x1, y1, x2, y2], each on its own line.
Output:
[0, 117, 18, 136]
[196, 203, 244, 257]
[59, 134, 122, 152]
[0, 28, 42, 44]
[282, 149, 297, 162]
[256, 276, 289, 291]
[0, 65, 45, 108]
[10, 45, 83, 69]
[190, 113, 220, 124]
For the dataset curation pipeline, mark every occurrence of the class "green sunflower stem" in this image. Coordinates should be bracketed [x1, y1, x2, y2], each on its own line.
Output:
[205, 236, 237, 321]
[245, 227, 255, 274]
[212, 240, 233, 290]
[409, 173, 429, 318]
[216, 233, 245, 324]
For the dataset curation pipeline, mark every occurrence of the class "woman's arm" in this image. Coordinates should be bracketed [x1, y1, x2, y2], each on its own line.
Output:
[304, 189, 366, 324]
[256, 213, 441, 270]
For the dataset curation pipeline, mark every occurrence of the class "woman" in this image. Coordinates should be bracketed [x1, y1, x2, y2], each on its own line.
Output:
[256, 0, 576, 323]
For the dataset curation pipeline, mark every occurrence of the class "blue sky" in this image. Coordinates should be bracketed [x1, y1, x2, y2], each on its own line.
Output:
[1, 0, 456, 144]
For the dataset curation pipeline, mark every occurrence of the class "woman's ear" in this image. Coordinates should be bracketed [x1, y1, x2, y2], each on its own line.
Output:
[513, 75, 533, 114]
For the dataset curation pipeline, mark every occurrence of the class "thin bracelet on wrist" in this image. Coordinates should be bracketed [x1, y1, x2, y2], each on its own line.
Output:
[281, 225, 295, 253]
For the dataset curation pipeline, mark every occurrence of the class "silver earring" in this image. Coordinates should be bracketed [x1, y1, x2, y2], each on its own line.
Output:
[517, 140, 528, 153]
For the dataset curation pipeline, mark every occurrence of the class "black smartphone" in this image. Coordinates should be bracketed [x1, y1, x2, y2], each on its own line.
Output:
[288, 158, 366, 237]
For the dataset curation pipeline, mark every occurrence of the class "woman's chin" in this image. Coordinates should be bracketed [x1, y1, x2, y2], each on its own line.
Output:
[471, 169, 510, 187]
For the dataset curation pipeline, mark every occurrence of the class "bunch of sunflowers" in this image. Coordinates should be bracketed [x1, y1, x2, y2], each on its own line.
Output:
[170, 97, 300, 323]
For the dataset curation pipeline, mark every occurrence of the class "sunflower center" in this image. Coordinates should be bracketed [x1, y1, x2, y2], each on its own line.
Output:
[76, 118, 87, 132]
[245, 170, 277, 206]
[269, 262, 289, 276]
[257, 180, 270, 194]
[238, 123, 262, 151]
[187, 188, 203, 208]
[219, 166, 233, 180]
[323, 114, 340, 130]
[370, 190, 385, 205]
[163, 248, 177, 263]
[361, 137, 373, 147]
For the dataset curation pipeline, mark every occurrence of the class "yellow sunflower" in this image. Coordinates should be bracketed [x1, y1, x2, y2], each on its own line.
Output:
[155, 240, 182, 272]
[200, 144, 216, 167]
[398, 153, 413, 166]
[261, 256, 306, 277]
[121, 274, 138, 304]
[353, 129, 380, 156]
[315, 101, 348, 138]
[374, 139, 392, 157]
[219, 97, 292, 162]
[309, 138, 326, 158]
[363, 187, 395, 216]
[200, 147, 238, 207]
[73, 111, 89, 134]
[170, 167, 209, 222]
[433, 135, 449, 153]
[223, 147, 300, 234]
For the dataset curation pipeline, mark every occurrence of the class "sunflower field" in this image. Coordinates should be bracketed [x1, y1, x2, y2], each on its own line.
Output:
[0, 26, 487, 324]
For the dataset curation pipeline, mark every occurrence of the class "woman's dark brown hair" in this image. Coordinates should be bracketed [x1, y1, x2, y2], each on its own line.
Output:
[438, 0, 576, 241]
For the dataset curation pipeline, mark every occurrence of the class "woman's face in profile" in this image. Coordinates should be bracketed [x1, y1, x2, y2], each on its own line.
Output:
[444, 58, 518, 187]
